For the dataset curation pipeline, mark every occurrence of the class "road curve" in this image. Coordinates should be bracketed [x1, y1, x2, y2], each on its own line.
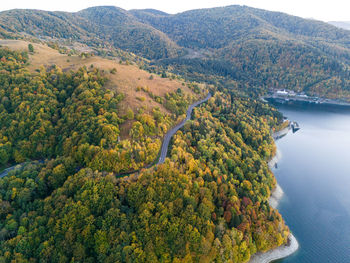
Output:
[0, 165, 20, 178]
[0, 93, 212, 178]
[158, 92, 212, 164]
[0, 160, 44, 178]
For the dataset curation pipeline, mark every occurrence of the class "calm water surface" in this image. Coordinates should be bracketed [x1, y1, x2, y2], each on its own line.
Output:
[271, 104, 350, 263]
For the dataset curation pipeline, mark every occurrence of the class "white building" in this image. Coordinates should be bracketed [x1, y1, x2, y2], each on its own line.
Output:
[276, 90, 289, 96]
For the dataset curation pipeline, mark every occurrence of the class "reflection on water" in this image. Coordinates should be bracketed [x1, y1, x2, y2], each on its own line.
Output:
[271, 103, 350, 263]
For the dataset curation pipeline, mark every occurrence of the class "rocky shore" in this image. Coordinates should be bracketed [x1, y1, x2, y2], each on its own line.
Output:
[248, 130, 299, 263]
[248, 181, 299, 263]
[249, 233, 299, 263]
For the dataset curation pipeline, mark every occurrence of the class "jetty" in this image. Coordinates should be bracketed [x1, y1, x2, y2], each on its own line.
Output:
[272, 120, 300, 141]
[290, 121, 300, 133]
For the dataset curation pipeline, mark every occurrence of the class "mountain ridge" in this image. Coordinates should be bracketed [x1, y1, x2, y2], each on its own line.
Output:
[0, 5, 347, 263]
[1, 5, 350, 98]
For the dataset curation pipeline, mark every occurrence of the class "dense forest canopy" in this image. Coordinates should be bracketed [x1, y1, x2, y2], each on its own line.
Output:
[0, 3, 348, 262]
[0, 44, 290, 262]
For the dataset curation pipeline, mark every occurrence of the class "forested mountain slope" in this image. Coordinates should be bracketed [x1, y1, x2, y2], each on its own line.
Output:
[131, 5, 350, 49]
[0, 7, 183, 59]
[132, 5, 350, 98]
[1, 4, 350, 261]
[0, 43, 289, 263]
[2, 5, 350, 98]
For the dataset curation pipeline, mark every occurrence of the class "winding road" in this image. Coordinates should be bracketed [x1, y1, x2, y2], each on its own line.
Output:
[158, 92, 212, 164]
[0, 165, 21, 178]
[0, 93, 212, 178]
[0, 160, 44, 178]
[0, 91, 298, 263]
[0, 163, 32, 178]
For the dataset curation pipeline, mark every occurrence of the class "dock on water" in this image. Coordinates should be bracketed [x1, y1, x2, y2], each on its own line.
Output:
[290, 121, 300, 133]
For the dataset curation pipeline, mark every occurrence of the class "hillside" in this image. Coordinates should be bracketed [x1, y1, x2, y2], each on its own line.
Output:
[1, 5, 350, 262]
[0, 39, 289, 263]
[0, 39, 201, 141]
[132, 6, 350, 48]
[132, 5, 350, 61]
[132, 5, 350, 98]
[0, 7, 183, 59]
[1, 5, 350, 99]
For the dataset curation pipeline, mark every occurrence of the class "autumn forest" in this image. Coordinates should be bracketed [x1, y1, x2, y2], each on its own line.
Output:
[0, 3, 349, 263]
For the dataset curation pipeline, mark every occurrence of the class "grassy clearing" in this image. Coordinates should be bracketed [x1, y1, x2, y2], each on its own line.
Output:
[0, 39, 201, 138]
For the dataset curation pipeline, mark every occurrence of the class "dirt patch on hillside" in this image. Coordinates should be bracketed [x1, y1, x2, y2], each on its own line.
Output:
[0, 39, 200, 136]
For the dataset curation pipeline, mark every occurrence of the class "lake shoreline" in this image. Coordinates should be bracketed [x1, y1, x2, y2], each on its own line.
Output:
[264, 94, 350, 108]
[249, 233, 299, 263]
[249, 130, 299, 263]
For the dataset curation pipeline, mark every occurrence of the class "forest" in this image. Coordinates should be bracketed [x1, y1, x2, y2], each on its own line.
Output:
[2, 5, 350, 99]
[0, 47, 200, 174]
[3, 3, 350, 262]
[0, 47, 290, 262]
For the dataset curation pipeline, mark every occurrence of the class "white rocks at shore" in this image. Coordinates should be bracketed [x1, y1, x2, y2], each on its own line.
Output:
[272, 126, 291, 141]
[269, 183, 284, 209]
[267, 148, 284, 209]
[248, 138, 299, 263]
[268, 148, 282, 170]
[248, 183, 299, 263]
[249, 233, 299, 263]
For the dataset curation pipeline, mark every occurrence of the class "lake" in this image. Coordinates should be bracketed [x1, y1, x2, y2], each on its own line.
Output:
[271, 103, 350, 263]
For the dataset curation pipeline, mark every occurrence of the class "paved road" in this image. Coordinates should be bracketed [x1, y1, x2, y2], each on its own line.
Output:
[158, 92, 211, 164]
[0, 93, 212, 178]
[0, 163, 27, 178]
[0, 160, 44, 178]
